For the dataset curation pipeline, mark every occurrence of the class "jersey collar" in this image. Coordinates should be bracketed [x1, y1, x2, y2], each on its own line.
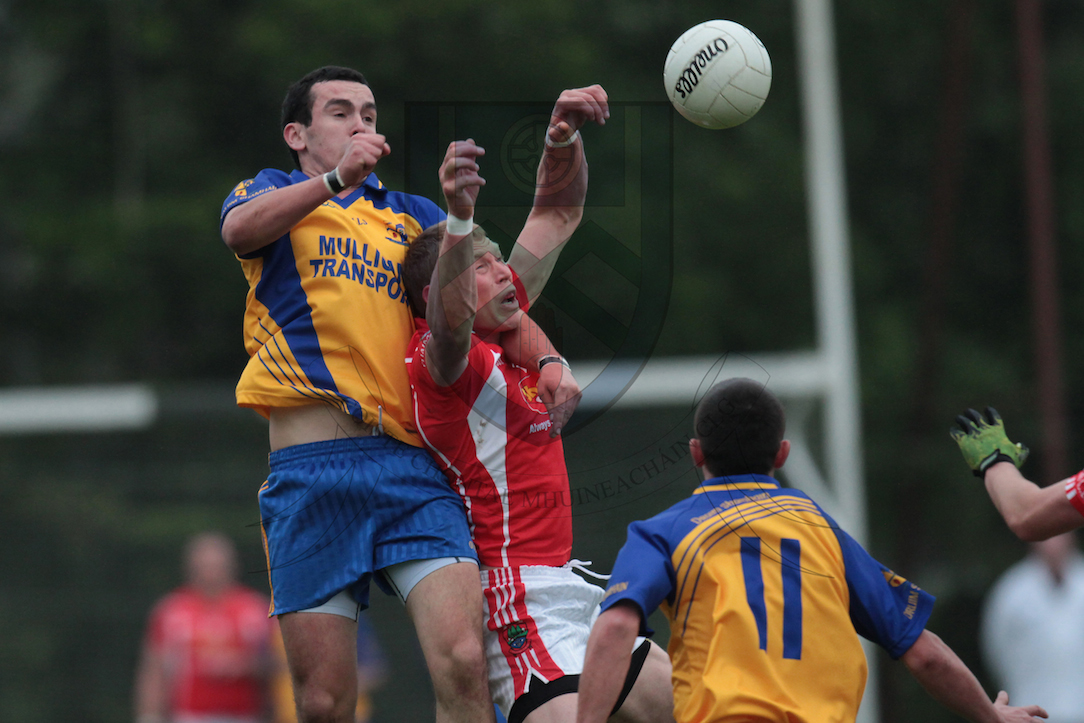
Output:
[694, 473, 780, 495]
[362, 171, 385, 192]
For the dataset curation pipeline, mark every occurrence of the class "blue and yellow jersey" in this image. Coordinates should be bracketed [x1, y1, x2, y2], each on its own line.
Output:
[601, 474, 934, 723]
[221, 169, 443, 446]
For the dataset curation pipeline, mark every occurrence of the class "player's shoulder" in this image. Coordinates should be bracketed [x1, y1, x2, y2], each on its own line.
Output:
[628, 494, 701, 543]
[222, 168, 298, 219]
[379, 184, 443, 226]
[152, 589, 185, 611]
[231, 167, 296, 191]
[759, 482, 832, 518]
[150, 587, 199, 621]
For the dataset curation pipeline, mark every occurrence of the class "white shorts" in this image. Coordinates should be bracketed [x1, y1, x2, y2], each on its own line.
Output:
[482, 564, 648, 721]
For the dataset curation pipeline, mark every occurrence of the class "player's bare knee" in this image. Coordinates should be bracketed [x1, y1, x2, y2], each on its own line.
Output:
[432, 634, 487, 693]
[293, 682, 355, 723]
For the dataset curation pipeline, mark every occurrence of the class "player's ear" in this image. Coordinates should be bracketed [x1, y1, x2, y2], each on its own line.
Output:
[283, 122, 306, 152]
[690, 438, 705, 468]
[773, 439, 791, 471]
[422, 284, 430, 305]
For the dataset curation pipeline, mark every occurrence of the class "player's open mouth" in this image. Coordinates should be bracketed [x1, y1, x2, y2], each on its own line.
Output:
[501, 290, 517, 305]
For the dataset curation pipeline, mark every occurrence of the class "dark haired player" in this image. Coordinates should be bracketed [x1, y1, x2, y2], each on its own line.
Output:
[577, 378, 1048, 723]
[220, 66, 578, 723]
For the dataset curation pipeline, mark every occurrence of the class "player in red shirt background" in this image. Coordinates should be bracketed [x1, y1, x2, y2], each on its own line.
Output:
[134, 532, 273, 723]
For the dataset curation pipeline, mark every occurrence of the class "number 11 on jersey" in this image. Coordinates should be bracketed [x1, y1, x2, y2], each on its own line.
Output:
[740, 536, 803, 659]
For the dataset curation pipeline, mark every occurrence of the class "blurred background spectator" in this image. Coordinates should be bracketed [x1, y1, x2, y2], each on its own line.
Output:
[981, 532, 1084, 723]
[133, 531, 273, 723]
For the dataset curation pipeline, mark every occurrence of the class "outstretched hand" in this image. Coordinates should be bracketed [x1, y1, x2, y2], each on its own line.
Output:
[949, 407, 1030, 478]
[537, 362, 581, 437]
[439, 139, 486, 221]
[992, 690, 1047, 722]
[547, 85, 609, 147]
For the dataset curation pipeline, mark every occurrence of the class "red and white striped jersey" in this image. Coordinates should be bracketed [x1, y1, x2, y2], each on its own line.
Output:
[407, 321, 572, 568]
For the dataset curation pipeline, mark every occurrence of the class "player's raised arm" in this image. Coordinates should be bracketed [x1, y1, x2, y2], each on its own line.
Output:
[221, 117, 390, 256]
[981, 463, 1084, 541]
[508, 84, 609, 305]
[424, 139, 486, 387]
[951, 407, 1084, 540]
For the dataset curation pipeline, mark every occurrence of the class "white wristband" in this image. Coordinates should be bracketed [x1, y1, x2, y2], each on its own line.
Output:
[545, 129, 579, 149]
[446, 214, 474, 236]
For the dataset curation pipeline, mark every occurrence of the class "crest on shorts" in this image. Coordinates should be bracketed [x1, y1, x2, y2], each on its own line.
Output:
[504, 623, 530, 653]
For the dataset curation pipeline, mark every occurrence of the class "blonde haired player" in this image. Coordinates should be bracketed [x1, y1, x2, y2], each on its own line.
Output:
[404, 88, 674, 723]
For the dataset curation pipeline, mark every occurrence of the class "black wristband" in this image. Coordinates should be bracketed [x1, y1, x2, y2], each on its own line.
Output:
[323, 168, 346, 194]
[977, 451, 1015, 478]
[538, 355, 570, 370]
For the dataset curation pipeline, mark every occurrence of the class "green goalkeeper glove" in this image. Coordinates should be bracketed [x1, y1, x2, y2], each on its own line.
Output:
[949, 407, 1030, 478]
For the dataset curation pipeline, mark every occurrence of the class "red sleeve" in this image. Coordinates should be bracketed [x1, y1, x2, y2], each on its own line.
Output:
[1064, 471, 1084, 518]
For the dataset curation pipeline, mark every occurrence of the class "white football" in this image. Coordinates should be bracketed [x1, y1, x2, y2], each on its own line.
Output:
[664, 20, 772, 129]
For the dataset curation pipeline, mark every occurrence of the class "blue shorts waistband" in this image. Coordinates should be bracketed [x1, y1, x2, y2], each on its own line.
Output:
[269, 436, 419, 467]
